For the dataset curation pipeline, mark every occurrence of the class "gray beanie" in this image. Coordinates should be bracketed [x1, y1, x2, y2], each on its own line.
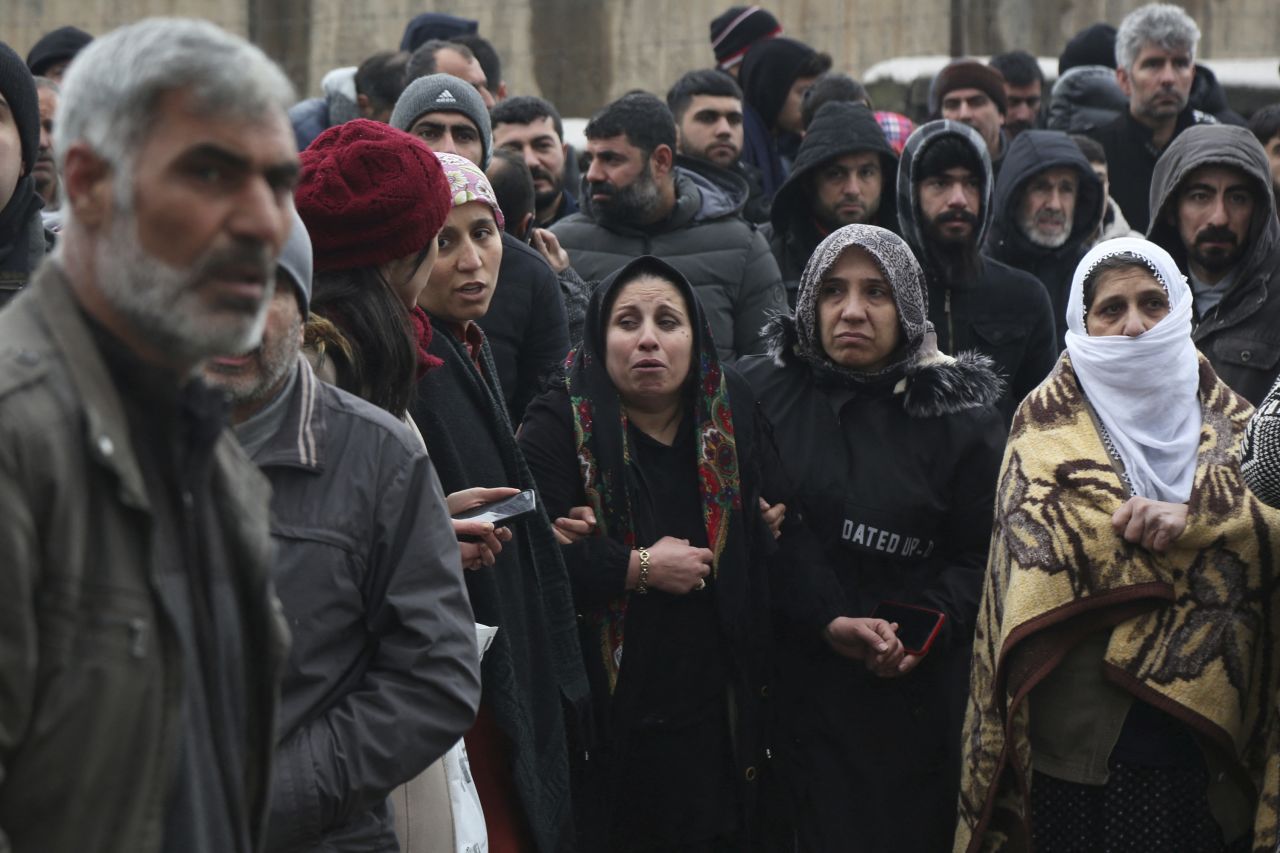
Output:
[279, 207, 313, 317]
[390, 73, 491, 167]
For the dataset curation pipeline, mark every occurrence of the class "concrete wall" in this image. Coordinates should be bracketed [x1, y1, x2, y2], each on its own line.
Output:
[5, 0, 1278, 117]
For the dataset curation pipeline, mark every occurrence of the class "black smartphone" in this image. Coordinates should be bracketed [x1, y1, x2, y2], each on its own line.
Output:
[451, 489, 538, 527]
[871, 601, 946, 656]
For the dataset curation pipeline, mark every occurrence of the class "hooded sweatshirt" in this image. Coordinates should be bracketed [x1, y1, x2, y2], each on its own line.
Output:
[739, 38, 815, 197]
[897, 120, 1058, 421]
[986, 130, 1104, 346]
[1147, 124, 1280, 405]
[762, 102, 899, 305]
[552, 157, 786, 362]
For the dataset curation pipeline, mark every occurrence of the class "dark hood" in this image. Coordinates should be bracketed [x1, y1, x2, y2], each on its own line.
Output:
[578, 158, 748, 235]
[1046, 65, 1127, 133]
[986, 130, 1104, 267]
[896, 120, 994, 258]
[1147, 124, 1280, 288]
[399, 13, 478, 52]
[769, 102, 899, 238]
[1189, 63, 1246, 125]
[582, 255, 711, 365]
[740, 38, 815, 131]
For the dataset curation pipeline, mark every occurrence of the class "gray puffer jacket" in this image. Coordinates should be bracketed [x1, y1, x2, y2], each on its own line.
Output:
[551, 158, 786, 362]
[1148, 124, 1280, 406]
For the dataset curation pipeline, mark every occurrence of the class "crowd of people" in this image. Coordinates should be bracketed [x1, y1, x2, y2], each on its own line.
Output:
[3, 3, 1280, 853]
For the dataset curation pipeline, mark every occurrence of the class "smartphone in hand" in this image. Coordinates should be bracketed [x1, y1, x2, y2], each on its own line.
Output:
[451, 489, 538, 527]
[871, 601, 946, 656]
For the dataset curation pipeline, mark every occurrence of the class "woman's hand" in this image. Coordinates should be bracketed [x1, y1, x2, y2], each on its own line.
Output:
[553, 506, 597, 545]
[530, 228, 571, 273]
[758, 497, 786, 539]
[447, 487, 519, 570]
[645, 535, 713, 594]
[1112, 496, 1189, 553]
[824, 617, 904, 674]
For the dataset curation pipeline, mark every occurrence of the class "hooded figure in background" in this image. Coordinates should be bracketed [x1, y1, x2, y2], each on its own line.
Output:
[738, 37, 826, 198]
[762, 101, 899, 306]
[0, 41, 51, 308]
[896, 120, 1057, 421]
[739, 224, 1006, 853]
[1147, 124, 1280, 406]
[986, 129, 1105, 346]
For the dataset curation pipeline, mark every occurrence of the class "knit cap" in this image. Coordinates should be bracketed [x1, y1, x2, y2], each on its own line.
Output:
[391, 73, 492, 168]
[0, 41, 40, 174]
[929, 59, 1008, 117]
[1059, 23, 1117, 74]
[278, 208, 313, 317]
[25, 26, 93, 77]
[295, 119, 451, 272]
[434, 151, 504, 230]
[710, 6, 782, 71]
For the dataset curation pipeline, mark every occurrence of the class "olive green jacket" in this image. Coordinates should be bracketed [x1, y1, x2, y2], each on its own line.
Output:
[0, 263, 290, 853]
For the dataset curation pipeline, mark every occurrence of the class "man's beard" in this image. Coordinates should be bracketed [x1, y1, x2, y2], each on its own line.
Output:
[1019, 208, 1072, 248]
[95, 207, 276, 368]
[207, 313, 302, 411]
[815, 195, 879, 231]
[924, 209, 982, 284]
[1188, 225, 1247, 274]
[531, 163, 564, 210]
[589, 165, 663, 227]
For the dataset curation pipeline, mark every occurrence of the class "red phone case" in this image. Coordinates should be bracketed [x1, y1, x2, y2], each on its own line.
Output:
[872, 600, 946, 656]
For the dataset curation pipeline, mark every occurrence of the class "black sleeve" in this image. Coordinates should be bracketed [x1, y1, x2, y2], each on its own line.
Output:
[1010, 284, 1058, 413]
[919, 407, 1008, 649]
[518, 389, 632, 610]
[512, 255, 571, 422]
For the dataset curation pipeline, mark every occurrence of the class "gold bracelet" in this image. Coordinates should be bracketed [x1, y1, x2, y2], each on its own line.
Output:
[636, 547, 651, 594]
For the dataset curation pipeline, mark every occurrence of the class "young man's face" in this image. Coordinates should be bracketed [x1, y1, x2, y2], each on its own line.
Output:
[493, 115, 567, 210]
[1003, 80, 1042, 137]
[918, 166, 982, 245]
[408, 111, 484, 167]
[940, 88, 1004, 156]
[1175, 164, 1255, 276]
[1263, 133, 1280, 190]
[1117, 43, 1194, 127]
[676, 94, 744, 169]
[812, 151, 883, 230]
[776, 75, 818, 135]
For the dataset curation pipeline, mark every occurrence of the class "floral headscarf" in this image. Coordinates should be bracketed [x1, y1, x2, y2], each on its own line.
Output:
[433, 151, 505, 231]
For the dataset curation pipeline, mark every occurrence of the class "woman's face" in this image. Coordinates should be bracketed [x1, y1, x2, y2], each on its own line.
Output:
[381, 240, 440, 310]
[418, 201, 503, 324]
[1085, 266, 1171, 337]
[817, 246, 901, 371]
[604, 275, 694, 411]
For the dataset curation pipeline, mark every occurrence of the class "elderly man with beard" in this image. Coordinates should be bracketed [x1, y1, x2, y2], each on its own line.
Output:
[203, 213, 481, 851]
[897, 120, 1057, 421]
[492, 95, 578, 228]
[552, 91, 785, 361]
[1147, 124, 1280, 405]
[0, 18, 296, 853]
[985, 129, 1105, 345]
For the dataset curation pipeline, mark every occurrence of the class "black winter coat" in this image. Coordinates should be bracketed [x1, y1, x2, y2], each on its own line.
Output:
[478, 232, 571, 422]
[1148, 124, 1280, 405]
[738, 316, 1007, 853]
[552, 160, 786, 362]
[986, 130, 1105, 346]
[0, 178, 50, 309]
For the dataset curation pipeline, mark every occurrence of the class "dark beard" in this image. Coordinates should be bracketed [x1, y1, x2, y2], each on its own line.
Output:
[531, 165, 563, 211]
[1188, 226, 1246, 274]
[923, 212, 982, 285]
[590, 167, 662, 228]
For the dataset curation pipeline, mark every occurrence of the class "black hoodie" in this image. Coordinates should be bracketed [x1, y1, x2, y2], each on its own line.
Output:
[896, 120, 1058, 421]
[986, 130, 1104, 346]
[1148, 124, 1280, 405]
[761, 102, 899, 305]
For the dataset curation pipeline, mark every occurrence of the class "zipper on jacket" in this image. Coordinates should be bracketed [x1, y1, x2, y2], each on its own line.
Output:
[944, 289, 954, 352]
[129, 617, 148, 658]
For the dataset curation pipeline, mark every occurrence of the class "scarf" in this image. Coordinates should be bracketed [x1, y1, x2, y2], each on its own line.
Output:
[565, 255, 743, 693]
[434, 151, 505, 230]
[408, 305, 443, 377]
[792, 223, 932, 388]
[955, 353, 1280, 853]
[1064, 237, 1201, 502]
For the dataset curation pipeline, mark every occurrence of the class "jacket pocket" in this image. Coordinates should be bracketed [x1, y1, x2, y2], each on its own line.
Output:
[1211, 335, 1280, 372]
[970, 319, 1030, 380]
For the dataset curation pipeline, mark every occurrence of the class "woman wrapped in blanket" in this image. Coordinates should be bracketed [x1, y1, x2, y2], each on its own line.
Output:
[956, 237, 1280, 853]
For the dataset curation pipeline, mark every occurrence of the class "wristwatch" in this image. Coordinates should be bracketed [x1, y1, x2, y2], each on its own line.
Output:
[636, 547, 651, 594]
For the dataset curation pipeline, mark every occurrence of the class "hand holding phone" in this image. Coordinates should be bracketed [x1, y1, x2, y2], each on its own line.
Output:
[451, 489, 538, 527]
[871, 601, 946, 658]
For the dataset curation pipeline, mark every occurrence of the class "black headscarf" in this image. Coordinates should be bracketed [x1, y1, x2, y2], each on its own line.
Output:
[564, 255, 745, 691]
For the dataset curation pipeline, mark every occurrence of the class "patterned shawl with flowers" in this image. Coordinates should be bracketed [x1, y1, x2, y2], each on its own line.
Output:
[565, 255, 743, 693]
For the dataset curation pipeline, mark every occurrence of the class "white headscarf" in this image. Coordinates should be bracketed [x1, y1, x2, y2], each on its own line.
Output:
[1064, 237, 1201, 502]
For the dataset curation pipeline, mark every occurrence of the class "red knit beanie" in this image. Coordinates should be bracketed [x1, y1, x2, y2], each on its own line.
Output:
[296, 119, 451, 273]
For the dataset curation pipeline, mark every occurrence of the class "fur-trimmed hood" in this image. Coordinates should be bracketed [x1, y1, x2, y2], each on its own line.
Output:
[762, 313, 1005, 418]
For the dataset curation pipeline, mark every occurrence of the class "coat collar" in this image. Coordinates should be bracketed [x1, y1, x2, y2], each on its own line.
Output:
[252, 357, 327, 472]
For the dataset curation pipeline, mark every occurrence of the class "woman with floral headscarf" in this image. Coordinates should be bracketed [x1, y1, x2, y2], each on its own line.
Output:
[518, 254, 846, 851]
[956, 237, 1280, 853]
[737, 223, 1006, 851]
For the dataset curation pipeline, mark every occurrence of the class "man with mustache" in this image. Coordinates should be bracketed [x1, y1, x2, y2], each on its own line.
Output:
[898, 120, 1057, 421]
[491, 95, 578, 228]
[0, 18, 297, 853]
[985, 129, 1104, 345]
[1148, 124, 1280, 404]
[1085, 3, 1216, 232]
[762, 100, 898, 306]
[552, 91, 785, 362]
[32, 77, 59, 216]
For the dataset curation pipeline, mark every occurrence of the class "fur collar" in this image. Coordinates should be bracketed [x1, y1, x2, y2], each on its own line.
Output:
[763, 313, 1005, 418]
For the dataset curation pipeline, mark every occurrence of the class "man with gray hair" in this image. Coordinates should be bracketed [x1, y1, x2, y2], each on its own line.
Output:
[0, 18, 298, 853]
[1086, 2, 1216, 231]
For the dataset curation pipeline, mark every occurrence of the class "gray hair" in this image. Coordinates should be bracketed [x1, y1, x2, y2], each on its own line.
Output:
[1115, 3, 1200, 72]
[53, 18, 294, 184]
